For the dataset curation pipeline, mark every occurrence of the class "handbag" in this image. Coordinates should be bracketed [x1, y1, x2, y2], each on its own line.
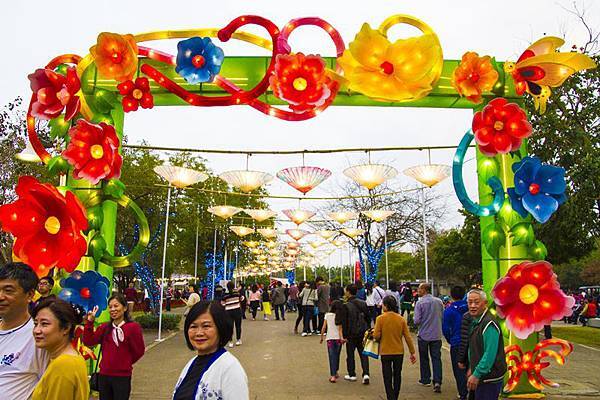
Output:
[89, 324, 108, 391]
[362, 329, 380, 359]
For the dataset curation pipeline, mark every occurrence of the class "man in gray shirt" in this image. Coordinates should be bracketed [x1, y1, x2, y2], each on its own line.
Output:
[413, 282, 444, 393]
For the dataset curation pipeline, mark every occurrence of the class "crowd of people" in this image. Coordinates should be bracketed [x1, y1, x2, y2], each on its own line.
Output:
[3, 259, 583, 400]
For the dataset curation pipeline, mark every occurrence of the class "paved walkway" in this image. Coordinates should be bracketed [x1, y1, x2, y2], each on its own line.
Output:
[131, 312, 600, 399]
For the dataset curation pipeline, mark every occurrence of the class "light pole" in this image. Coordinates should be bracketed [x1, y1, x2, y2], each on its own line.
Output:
[194, 205, 200, 283]
[154, 165, 207, 342]
[404, 159, 451, 283]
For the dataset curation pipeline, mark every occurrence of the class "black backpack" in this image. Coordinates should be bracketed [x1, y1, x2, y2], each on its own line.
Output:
[346, 300, 367, 338]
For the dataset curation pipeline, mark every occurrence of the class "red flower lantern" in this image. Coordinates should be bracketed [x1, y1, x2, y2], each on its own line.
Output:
[117, 77, 154, 112]
[472, 98, 532, 156]
[62, 119, 123, 185]
[28, 67, 81, 121]
[0, 176, 88, 277]
[492, 261, 574, 339]
[269, 53, 336, 113]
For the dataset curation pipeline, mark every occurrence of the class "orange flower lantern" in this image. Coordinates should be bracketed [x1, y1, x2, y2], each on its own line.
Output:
[451, 52, 499, 104]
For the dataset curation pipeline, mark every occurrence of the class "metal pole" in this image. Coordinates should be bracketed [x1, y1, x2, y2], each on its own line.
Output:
[157, 185, 172, 342]
[194, 206, 199, 283]
[340, 247, 343, 287]
[224, 246, 228, 282]
[385, 224, 390, 289]
[211, 228, 217, 300]
[234, 248, 239, 285]
[328, 254, 331, 282]
[422, 187, 429, 283]
[303, 265, 306, 281]
[349, 246, 354, 284]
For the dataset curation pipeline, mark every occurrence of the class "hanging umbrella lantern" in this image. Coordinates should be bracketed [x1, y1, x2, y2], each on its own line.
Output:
[257, 228, 278, 239]
[264, 241, 278, 249]
[316, 230, 337, 240]
[361, 209, 396, 223]
[343, 163, 398, 190]
[229, 226, 255, 237]
[340, 228, 365, 239]
[403, 164, 451, 187]
[286, 228, 310, 241]
[242, 240, 259, 248]
[286, 241, 300, 249]
[277, 166, 332, 194]
[328, 211, 358, 224]
[282, 209, 315, 225]
[207, 205, 242, 219]
[219, 170, 273, 193]
[243, 209, 277, 222]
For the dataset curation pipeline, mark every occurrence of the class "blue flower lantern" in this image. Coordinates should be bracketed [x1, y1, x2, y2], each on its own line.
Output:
[58, 270, 110, 316]
[175, 37, 224, 84]
[507, 156, 567, 223]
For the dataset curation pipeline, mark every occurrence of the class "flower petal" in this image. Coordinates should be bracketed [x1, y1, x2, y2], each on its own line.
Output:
[536, 165, 566, 195]
[522, 193, 558, 223]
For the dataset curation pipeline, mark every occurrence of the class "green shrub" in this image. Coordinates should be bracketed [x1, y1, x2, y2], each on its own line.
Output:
[134, 313, 181, 330]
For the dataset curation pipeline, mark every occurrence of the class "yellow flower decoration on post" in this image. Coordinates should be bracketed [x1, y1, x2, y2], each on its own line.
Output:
[337, 15, 443, 102]
[90, 32, 139, 82]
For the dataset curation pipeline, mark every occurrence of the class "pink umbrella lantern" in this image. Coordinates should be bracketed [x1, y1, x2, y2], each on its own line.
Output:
[277, 166, 332, 194]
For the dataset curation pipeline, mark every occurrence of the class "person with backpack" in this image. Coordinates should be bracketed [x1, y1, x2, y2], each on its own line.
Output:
[299, 281, 318, 336]
[271, 281, 286, 321]
[399, 283, 413, 320]
[336, 284, 370, 384]
[443, 286, 468, 400]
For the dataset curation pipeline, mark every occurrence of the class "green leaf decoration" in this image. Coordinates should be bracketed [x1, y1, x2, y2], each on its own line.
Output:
[89, 234, 107, 267]
[529, 240, 548, 261]
[497, 198, 523, 229]
[103, 179, 126, 199]
[86, 206, 104, 231]
[48, 115, 71, 139]
[477, 157, 499, 182]
[482, 222, 506, 257]
[47, 156, 69, 176]
[92, 89, 119, 114]
[511, 222, 535, 246]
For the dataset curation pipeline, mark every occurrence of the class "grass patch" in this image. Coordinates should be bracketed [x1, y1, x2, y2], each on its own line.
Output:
[552, 325, 600, 348]
[134, 313, 181, 330]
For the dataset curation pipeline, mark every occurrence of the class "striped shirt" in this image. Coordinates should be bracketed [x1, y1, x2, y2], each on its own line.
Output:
[222, 291, 244, 311]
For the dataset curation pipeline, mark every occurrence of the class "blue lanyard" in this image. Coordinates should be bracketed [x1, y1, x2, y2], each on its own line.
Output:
[174, 347, 227, 400]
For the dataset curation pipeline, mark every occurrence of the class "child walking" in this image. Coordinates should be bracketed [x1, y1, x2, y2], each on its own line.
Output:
[320, 300, 345, 383]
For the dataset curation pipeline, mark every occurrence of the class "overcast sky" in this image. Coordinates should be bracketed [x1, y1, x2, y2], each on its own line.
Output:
[1, 1, 597, 265]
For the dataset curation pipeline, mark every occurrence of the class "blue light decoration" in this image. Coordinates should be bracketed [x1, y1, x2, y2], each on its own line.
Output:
[202, 250, 224, 298]
[452, 129, 504, 217]
[357, 239, 396, 284]
[285, 269, 296, 284]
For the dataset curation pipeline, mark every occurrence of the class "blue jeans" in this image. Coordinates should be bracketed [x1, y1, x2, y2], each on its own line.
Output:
[303, 305, 314, 333]
[474, 381, 502, 400]
[450, 345, 467, 399]
[327, 340, 342, 376]
[274, 304, 285, 320]
[418, 337, 442, 385]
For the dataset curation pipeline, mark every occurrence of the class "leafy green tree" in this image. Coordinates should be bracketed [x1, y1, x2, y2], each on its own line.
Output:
[527, 53, 600, 263]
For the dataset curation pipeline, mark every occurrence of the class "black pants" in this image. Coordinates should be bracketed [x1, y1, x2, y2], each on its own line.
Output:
[381, 355, 403, 400]
[274, 304, 285, 320]
[165, 297, 171, 311]
[318, 312, 325, 331]
[250, 300, 260, 319]
[346, 336, 370, 377]
[98, 374, 131, 400]
[227, 308, 242, 340]
[295, 304, 304, 330]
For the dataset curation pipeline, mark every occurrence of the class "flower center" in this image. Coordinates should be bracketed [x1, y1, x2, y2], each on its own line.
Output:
[529, 183, 540, 195]
[132, 88, 143, 100]
[293, 77, 308, 91]
[380, 61, 394, 75]
[111, 51, 123, 64]
[80, 288, 91, 299]
[44, 216, 61, 235]
[468, 72, 480, 82]
[90, 144, 104, 160]
[192, 55, 205, 68]
[56, 87, 71, 106]
[519, 284, 539, 305]
[494, 121, 504, 131]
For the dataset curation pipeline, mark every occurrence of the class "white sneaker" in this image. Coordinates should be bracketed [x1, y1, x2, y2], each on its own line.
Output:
[344, 375, 357, 382]
[235, 340, 242, 346]
[362, 375, 370, 385]
[301, 332, 308, 337]
[228, 342, 234, 348]
[307, 332, 312, 336]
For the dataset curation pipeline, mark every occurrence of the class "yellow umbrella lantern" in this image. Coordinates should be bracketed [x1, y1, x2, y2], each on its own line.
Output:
[219, 170, 273, 193]
[286, 229, 310, 241]
[309, 241, 325, 249]
[340, 228, 365, 239]
[257, 228, 278, 239]
[153, 165, 209, 189]
[229, 226, 255, 237]
[243, 209, 277, 222]
[286, 241, 300, 249]
[282, 209, 315, 225]
[343, 163, 398, 190]
[242, 240, 259, 248]
[264, 241, 277, 249]
[328, 211, 358, 224]
[403, 164, 451, 187]
[250, 248, 262, 255]
[316, 230, 337, 240]
[285, 248, 300, 256]
[330, 239, 345, 247]
[361, 209, 396, 222]
[207, 205, 242, 219]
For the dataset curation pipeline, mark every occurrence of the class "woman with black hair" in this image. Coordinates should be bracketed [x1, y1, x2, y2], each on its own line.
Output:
[293, 281, 306, 334]
[248, 284, 262, 320]
[173, 301, 248, 400]
[299, 281, 318, 336]
[83, 293, 145, 400]
[373, 296, 416, 400]
[31, 298, 89, 400]
[221, 281, 244, 347]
